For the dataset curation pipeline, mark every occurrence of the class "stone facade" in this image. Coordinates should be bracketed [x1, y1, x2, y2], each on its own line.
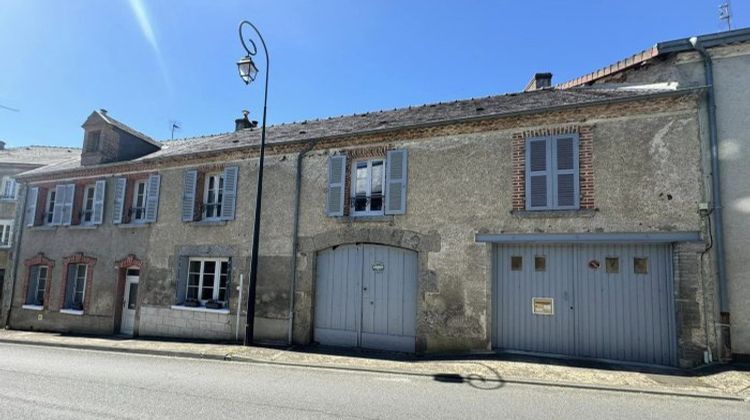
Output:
[5, 89, 719, 367]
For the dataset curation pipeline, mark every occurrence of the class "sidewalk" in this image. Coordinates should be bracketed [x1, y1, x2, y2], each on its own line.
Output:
[1, 329, 748, 401]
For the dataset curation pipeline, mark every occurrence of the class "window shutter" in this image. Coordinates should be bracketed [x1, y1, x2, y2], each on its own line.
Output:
[26, 266, 39, 304]
[92, 180, 106, 225]
[182, 170, 197, 222]
[175, 256, 188, 305]
[385, 149, 408, 215]
[553, 136, 579, 209]
[112, 178, 127, 224]
[326, 155, 346, 217]
[64, 264, 77, 309]
[144, 174, 161, 223]
[526, 139, 550, 209]
[221, 166, 239, 220]
[26, 187, 39, 227]
[62, 184, 75, 226]
[51, 185, 66, 225]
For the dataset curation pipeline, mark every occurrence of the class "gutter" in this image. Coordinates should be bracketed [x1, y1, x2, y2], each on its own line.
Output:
[690, 37, 728, 313]
[16, 88, 702, 184]
[287, 139, 319, 345]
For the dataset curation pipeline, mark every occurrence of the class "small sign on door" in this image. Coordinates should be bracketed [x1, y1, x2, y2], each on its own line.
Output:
[532, 297, 554, 316]
[372, 262, 385, 272]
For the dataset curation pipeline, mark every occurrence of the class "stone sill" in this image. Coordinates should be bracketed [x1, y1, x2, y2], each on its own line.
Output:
[511, 209, 597, 219]
[0, 198, 17, 202]
[22, 304, 44, 311]
[0, 244, 11, 249]
[190, 219, 229, 226]
[116, 223, 150, 229]
[69, 224, 98, 230]
[170, 305, 230, 315]
[59, 309, 84, 316]
[29, 225, 58, 231]
[335, 215, 394, 224]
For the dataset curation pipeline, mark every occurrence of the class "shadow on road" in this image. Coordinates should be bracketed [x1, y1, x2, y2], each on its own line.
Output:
[433, 363, 505, 390]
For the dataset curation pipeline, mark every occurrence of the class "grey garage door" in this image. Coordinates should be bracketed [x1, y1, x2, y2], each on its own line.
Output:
[314, 244, 417, 352]
[494, 243, 677, 366]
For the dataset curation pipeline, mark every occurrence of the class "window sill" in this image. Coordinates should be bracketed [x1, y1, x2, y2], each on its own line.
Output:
[22, 304, 44, 311]
[59, 309, 84, 316]
[336, 215, 394, 224]
[511, 209, 597, 219]
[29, 225, 58, 231]
[0, 198, 17, 202]
[0, 244, 11, 249]
[69, 224, 99, 230]
[170, 305, 230, 314]
[190, 219, 228, 226]
[116, 223, 150, 229]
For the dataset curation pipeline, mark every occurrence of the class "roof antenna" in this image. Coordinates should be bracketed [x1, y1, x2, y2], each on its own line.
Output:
[719, 1, 732, 31]
[170, 120, 181, 140]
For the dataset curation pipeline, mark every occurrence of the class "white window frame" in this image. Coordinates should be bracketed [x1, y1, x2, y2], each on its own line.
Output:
[81, 184, 96, 225]
[68, 263, 87, 309]
[132, 180, 147, 223]
[186, 257, 229, 305]
[1, 177, 17, 200]
[45, 189, 56, 225]
[29, 265, 48, 305]
[203, 173, 224, 220]
[350, 159, 386, 217]
[0, 220, 12, 248]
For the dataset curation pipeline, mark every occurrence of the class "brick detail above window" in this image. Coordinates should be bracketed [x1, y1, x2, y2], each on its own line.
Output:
[511, 125, 594, 211]
[115, 254, 143, 269]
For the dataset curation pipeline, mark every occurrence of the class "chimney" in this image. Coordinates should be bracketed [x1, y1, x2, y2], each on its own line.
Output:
[100, 108, 108, 115]
[524, 73, 553, 92]
[0, 141, 5, 150]
[234, 110, 258, 131]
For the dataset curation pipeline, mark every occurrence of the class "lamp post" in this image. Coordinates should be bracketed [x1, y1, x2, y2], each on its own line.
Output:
[237, 20, 269, 346]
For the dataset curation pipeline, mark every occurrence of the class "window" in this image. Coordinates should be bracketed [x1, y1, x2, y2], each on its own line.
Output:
[534, 256, 546, 272]
[351, 159, 385, 216]
[81, 184, 96, 224]
[186, 258, 229, 305]
[85, 130, 101, 152]
[45, 189, 56, 225]
[634, 257, 648, 274]
[26, 265, 48, 306]
[1, 177, 17, 200]
[0, 220, 11, 247]
[132, 180, 147, 222]
[606, 257, 620, 274]
[511, 256, 523, 271]
[203, 173, 224, 220]
[525, 134, 579, 210]
[65, 264, 87, 310]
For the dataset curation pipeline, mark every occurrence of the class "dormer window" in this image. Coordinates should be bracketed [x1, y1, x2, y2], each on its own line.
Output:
[85, 130, 101, 152]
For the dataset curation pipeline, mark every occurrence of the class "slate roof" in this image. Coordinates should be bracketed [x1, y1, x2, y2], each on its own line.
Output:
[19, 85, 696, 178]
[94, 110, 162, 148]
[0, 145, 80, 166]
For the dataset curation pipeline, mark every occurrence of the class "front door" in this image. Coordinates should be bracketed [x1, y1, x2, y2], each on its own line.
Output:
[120, 270, 139, 336]
[314, 244, 418, 352]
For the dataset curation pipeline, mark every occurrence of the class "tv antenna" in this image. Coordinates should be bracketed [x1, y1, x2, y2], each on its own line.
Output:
[169, 120, 181, 140]
[719, 1, 732, 31]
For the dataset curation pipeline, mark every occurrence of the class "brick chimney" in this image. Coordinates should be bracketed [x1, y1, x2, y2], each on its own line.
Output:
[524, 73, 553, 92]
[235, 110, 258, 131]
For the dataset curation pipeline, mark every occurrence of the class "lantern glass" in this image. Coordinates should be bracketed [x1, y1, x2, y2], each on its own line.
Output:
[237, 56, 258, 84]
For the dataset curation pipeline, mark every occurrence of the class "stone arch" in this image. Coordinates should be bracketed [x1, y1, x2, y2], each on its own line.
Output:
[115, 254, 144, 270]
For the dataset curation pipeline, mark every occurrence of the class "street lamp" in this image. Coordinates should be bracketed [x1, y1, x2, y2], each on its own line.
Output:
[237, 20, 269, 346]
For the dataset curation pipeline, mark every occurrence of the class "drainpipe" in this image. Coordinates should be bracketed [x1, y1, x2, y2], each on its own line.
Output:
[690, 37, 728, 314]
[3, 183, 28, 328]
[287, 140, 319, 345]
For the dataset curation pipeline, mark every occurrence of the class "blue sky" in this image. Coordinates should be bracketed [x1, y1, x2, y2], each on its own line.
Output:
[0, 1, 746, 147]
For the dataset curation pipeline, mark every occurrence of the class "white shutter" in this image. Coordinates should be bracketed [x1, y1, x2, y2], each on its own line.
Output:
[112, 178, 127, 224]
[144, 174, 161, 223]
[62, 184, 75, 225]
[26, 187, 39, 227]
[92, 179, 106, 225]
[221, 166, 239, 220]
[326, 155, 347, 217]
[182, 170, 197, 222]
[385, 149, 408, 215]
[51, 185, 66, 225]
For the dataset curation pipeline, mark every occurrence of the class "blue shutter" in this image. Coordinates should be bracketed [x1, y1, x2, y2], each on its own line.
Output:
[221, 166, 239, 220]
[62, 184, 75, 226]
[25, 187, 39, 227]
[112, 178, 127, 224]
[553, 135, 579, 209]
[385, 149, 408, 215]
[26, 266, 40, 304]
[526, 139, 551, 210]
[175, 256, 188, 305]
[64, 264, 77, 309]
[144, 174, 161, 223]
[326, 155, 347, 217]
[51, 185, 66, 225]
[182, 170, 197, 222]
[92, 180, 106, 225]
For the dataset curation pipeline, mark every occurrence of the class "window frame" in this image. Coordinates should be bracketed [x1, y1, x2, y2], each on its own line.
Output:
[350, 158, 386, 217]
[203, 172, 224, 220]
[186, 257, 229, 305]
[132, 180, 147, 223]
[525, 134, 580, 211]
[0, 220, 12, 248]
[31, 265, 48, 305]
[1, 177, 17, 200]
[81, 184, 96, 225]
[45, 189, 56, 225]
[85, 130, 101, 152]
[64, 263, 87, 310]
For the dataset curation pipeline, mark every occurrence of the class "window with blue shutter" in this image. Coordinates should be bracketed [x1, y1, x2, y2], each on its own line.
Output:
[182, 170, 198, 222]
[26, 187, 39, 227]
[326, 155, 347, 216]
[220, 166, 239, 220]
[525, 134, 579, 210]
[112, 178, 127, 224]
[144, 174, 161, 223]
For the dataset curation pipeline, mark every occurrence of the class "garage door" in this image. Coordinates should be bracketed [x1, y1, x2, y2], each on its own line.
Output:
[314, 244, 417, 352]
[494, 243, 677, 366]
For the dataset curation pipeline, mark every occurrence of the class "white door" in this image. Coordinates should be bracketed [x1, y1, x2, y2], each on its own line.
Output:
[120, 270, 139, 336]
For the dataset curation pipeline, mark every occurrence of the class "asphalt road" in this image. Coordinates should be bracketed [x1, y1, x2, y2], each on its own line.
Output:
[0, 343, 746, 419]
